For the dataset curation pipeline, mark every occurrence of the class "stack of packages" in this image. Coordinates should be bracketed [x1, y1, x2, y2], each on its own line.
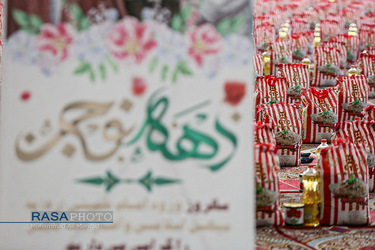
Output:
[254, 123, 284, 226]
[253, 0, 375, 226]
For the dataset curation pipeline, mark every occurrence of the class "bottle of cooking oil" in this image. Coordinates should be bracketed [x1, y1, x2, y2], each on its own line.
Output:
[348, 65, 359, 76]
[262, 50, 271, 76]
[302, 165, 321, 227]
[316, 139, 329, 159]
[302, 56, 311, 69]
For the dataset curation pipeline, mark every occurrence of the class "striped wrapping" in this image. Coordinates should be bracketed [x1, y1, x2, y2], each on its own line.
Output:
[313, 46, 341, 87]
[254, 23, 275, 53]
[255, 143, 283, 226]
[322, 40, 347, 73]
[290, 34, 309, 63]
[254, 121, 276, 145]
[321, 19, 340, 41]
[337, 34, 360, 64]
[291, 17, 309, 33]
[363, 105, 375, 121]
[260, 103, 302, 166]
[326, 14, 345, 33]
[358, 28, 375, 49]
[270, 40, 292, 76]
[254, 15, 270, 29]
[335, 75, 369, 122]
[301, 87, 339, 143]
[368, 46, 375, 55]
[332, 120, 375, 192]
[318, 141, 371, 226]
[255, 76, 288, 106]
[254, 54, 264, 76]
[278, 63, 309, 103]
[357, 53, 375, 97]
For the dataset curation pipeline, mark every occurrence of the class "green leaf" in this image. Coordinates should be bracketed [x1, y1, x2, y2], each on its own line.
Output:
[89, 68, 96, 82]
[12, 9, 29, 28]
[154, 178, 181, 185]
[171, 15, 183, 32]
[77, 177, 104, 185]
[172, 67, 179, 83]
[70, 3, 83, 21]
[180, 4, 192, 21]
[74, 62, 91, 74]
[105, 171, 120, 191]
[138, 171, 153, 192]
[106, 55, 119, 73]
[161, 65, 169, 81]
[149, 57, 159, 73]
[217, 18, 231, 36]
[230, 14, 246, 32]
[99, 63, 106, 81]
[29, 14, 43, 31]
[178, 61, 193, 75]
[80, 17, 91, 30]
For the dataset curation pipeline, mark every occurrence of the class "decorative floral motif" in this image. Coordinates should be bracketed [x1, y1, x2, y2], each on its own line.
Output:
[154, 24, 186, 66]
[36, 23, 74, 62]
[106, 17, 157, 63]
[187, 24, 221, 66]
[224, 81, 246, 106]
[220, 35, 252, 67]
[7, 9, 250, 81]
[73, 23, 110, 65]
[7, 31, 38, 64]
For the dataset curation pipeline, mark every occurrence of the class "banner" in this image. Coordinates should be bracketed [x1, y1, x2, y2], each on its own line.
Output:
[0, 3, 254, 249]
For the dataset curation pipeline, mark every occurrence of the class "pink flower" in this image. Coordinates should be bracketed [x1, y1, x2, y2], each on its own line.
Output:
[187, 24, 221, 66]
[36, 23, 74, 62]
[106, 17, 157, 63]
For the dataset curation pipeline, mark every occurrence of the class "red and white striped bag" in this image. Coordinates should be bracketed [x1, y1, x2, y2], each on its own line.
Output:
[363, 105, 375, 121]
[358, 28, 375, 50]
[332, 120, 375, 192]
[254, 54, 263, 76]
[323, 39, 347, 73]
[301, 87, 339, 143]
[313, 46, 341, 87]
[290, 34, 309, 63]
[254, 121, 276, 145]
[278, 63, 309, 103]
[318, 140, 371, 225]
[305, 8, 320, 26]
[368, 46, 375, 55]
[337, 34, 360, 65]
[254, 23, 275, 53]
[255, 143, 283, 226]
[321, 19, 340, 41]
[255, 76, 288, 106]
[326, 13, 345, 32]
[270, 40, 292, 76]
[292, 17, 309, 33]
[260, 103, 302, 166]
[254, 15, 270, 29]
[357, 53, 375, 97]
[335, 75, 369, 122]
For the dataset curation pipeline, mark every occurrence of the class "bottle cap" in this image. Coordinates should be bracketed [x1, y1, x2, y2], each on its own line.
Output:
[322, 139, 327, 143]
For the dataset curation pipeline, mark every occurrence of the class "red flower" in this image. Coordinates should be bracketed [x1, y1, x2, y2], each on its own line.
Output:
[37, 23, 74, 62]
[224, 82, 246, 106]
[132, 77, 147, 96]
[187, 24, 221, 66]
[106, 17, 157, 64]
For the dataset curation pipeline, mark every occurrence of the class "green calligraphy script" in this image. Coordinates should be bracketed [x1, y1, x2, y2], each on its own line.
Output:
[126, 88, 238, 172]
